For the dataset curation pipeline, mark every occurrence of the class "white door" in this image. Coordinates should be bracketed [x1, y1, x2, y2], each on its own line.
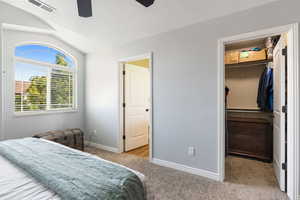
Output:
[273, 35, 287, 191]
[124, 64, 150, 151]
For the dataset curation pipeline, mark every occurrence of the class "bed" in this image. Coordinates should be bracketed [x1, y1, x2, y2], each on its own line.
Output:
[0, 138, 146, 200]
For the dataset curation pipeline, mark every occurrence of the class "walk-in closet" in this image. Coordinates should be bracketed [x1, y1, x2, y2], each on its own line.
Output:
[224, 34, 288, 191]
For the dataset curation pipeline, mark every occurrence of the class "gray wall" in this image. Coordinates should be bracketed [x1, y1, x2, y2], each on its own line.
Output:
[0, 2, 85, 139]
[85, 0, 300, 181]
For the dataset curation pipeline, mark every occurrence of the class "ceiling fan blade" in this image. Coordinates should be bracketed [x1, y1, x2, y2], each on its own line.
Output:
[136, 0, 155, 7]
[77, 0, 92, 17]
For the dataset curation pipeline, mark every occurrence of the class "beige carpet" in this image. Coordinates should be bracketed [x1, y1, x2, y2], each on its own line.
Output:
[85, 147, 288, 200]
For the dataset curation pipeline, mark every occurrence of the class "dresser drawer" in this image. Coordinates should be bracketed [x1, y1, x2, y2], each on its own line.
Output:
[227, 117, 273, 162]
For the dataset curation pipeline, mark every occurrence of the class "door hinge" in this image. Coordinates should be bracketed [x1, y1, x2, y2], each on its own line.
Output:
[282, 163, 287, 170]
[122, 103, 126, 108]
[123, 135, 126, 140]
[282, 48, 287, 56]
[123, 70, 126, 75]
[282, 105, 287, 113]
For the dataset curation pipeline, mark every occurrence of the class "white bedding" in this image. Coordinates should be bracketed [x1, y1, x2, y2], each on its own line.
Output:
[0, 140, 145, 200]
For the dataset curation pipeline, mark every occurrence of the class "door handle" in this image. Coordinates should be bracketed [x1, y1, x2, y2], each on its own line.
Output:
[145, 109, 149, 112]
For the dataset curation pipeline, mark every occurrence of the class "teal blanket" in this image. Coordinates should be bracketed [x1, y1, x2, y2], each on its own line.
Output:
[0, 138, 145, 200]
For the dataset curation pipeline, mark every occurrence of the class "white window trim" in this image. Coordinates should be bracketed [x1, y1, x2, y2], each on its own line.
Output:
[14, 108, 79, 117]
[13, 45, 78, 116]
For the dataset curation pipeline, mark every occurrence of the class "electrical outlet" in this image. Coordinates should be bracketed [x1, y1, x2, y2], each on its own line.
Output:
[88, 130, 97, 142]
[89, 130, 97, 138]
[188, 147, 195, 156]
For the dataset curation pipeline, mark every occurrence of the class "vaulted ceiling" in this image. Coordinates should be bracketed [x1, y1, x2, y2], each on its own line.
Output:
[1, 0, 279, 52]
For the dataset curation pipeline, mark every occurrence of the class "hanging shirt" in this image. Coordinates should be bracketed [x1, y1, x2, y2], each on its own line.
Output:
[266, 68, 273, 111]
[257, 66, 273, 111]
[257, 67, 268, 109]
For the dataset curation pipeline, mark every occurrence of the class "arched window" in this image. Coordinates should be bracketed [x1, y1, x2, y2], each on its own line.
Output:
[14, 44, 76, 113]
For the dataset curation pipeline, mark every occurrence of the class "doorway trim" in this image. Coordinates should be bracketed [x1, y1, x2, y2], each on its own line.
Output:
[118, 52, 153, 161]
[217, 23, 299, 200]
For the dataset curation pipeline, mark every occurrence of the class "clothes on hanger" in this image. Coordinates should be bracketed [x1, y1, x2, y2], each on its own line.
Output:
[225, 86, 230, 106]
[257, 63, 273, 111]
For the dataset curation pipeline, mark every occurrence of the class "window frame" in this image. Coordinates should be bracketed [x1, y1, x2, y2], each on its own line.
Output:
[13, 43, 78, 116]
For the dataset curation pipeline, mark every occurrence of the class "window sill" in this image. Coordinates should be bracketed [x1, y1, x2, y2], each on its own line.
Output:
[14, 109, 79, 117]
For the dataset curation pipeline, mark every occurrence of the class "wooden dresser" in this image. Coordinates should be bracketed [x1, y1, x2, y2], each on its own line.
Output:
[226, 110, 273, 162]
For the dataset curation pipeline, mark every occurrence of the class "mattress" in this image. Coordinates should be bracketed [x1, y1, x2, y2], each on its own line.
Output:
[0, 139, 145, 200]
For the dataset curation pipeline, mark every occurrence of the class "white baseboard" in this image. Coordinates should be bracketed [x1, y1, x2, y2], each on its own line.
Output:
[151, 158, 220, 181]
[273, 158, 282, 185]
[86, 142, 220, 181]
[86, 141, 120, 153]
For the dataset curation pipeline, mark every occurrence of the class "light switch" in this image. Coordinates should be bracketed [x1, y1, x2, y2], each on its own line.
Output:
[188, 146, 195, 156]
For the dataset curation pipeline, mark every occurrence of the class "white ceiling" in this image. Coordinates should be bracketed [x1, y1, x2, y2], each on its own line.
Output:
[1, 0, 279, 52]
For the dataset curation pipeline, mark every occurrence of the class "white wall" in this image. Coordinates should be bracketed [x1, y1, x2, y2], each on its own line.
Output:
[0, 2, 51, 30]
[85, 52, 118, 146]
[225, 65, 264, 110]
[0, 2, 85, 139]
[0, 2, 53, 139]
[85, 0, 300, 182]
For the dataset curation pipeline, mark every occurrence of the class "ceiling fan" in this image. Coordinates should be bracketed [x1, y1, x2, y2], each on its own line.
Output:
[77, 0, 155, 18]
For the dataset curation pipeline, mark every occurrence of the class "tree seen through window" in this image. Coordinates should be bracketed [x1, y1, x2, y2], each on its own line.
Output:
[15, 45, 75, 112]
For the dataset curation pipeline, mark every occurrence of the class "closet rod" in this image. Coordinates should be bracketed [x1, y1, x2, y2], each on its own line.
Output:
[226, 63, 265, 69]
[227, 109, 261, 113]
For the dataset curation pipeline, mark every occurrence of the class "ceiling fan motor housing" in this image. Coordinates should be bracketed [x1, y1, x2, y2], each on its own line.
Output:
[136, 0, 155, 7]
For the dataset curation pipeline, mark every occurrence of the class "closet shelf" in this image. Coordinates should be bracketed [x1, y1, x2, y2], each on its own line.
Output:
[225, 59, 273, 69]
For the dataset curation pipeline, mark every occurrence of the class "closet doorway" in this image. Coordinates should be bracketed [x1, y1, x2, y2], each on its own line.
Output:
[118, 53, 153, 160]
[218, 24, 299, 200]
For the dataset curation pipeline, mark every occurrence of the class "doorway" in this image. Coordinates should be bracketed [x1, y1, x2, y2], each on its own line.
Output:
[225, 34, 286, 191]
[218, 24, 299, 200]
[118, 53, 153, 160]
